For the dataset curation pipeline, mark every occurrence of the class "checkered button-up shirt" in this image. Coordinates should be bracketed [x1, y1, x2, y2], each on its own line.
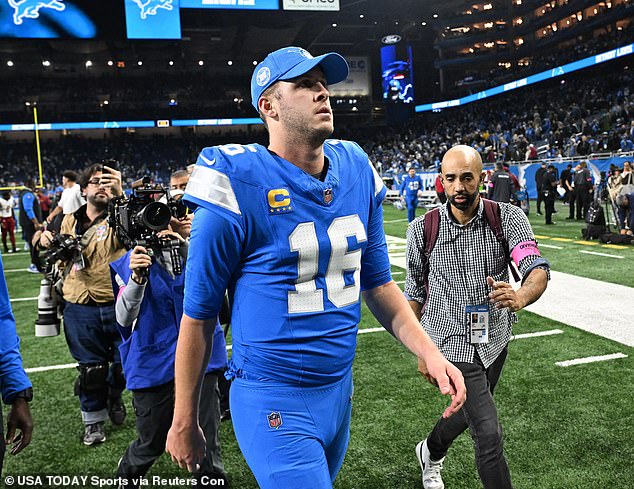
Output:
[405, 200, 548, 368]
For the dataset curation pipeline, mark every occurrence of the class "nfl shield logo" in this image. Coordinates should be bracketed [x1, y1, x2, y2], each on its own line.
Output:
[323, 188, 333, 204]
[267, 411, 283, 429]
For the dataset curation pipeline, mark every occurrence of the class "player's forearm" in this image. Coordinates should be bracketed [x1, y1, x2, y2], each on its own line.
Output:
[172, 315, 214, 426]
[516, 268, 548, 310]
[363, 281, 439, 359]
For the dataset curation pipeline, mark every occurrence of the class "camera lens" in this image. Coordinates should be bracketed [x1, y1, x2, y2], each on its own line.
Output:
[136, 201, 172, 231]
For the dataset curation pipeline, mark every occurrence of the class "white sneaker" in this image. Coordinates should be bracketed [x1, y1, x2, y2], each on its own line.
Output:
[27, 264, 40, 273]
[415, 439, 445, 489]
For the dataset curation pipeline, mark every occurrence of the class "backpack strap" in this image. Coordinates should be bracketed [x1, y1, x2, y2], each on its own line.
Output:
[482, 199, 521, 282]
[421, 208, 440, 312]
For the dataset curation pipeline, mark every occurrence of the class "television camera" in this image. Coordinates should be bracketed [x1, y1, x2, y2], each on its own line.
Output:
[110, 177, 188, 276]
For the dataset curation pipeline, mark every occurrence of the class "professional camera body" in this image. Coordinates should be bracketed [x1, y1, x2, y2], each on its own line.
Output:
[110, 177, 188, 275]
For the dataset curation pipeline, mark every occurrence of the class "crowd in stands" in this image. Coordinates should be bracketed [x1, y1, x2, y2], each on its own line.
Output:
[341, 67, 633, 174]
[481, 21, 634, 91]
[1, 60, 632, 190]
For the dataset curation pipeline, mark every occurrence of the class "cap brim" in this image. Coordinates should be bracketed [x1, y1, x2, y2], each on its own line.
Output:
[280, 52, 349, 86]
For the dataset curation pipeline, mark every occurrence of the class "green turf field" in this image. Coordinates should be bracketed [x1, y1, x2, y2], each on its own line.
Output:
[2, 199, 633, 488]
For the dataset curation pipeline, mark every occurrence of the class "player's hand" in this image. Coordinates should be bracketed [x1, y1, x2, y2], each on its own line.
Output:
[129, 245, 152, 280]
[418, 352, 466, 419]
[6, 398, 33, 456]
[487, 276, 524, 312]
[165, 422, 206, 473]
[101, 165, 123, 197]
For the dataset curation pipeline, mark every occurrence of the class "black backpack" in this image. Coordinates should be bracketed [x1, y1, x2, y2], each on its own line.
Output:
[421, 199, 521, 311]
[585, 201, 605, 225]
[582, 200, 606, 239]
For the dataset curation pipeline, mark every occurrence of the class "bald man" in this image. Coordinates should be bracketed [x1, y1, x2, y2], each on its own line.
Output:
[405, 145, 550, 489]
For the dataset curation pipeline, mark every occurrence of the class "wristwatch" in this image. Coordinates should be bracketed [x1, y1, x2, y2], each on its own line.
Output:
[12, 387, 33, 403]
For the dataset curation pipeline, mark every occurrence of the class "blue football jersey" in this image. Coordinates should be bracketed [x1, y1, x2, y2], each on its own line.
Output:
[400, 175, 423, 199]
[183, 140, 391, 386]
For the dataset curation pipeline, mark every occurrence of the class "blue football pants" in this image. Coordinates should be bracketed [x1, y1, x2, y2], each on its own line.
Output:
[230, 370, 353, 489]
[406, 198, 419, 222]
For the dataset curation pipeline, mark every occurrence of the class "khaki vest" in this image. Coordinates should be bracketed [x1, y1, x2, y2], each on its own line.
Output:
[60, 211, 126, 304]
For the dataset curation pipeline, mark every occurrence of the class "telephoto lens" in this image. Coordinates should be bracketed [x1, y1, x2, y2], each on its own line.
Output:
[35, 277, 61, 337]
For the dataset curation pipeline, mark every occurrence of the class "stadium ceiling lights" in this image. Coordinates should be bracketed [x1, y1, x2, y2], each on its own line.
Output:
[137, 60, 143, 66]
[7, 60, 13, 67]
[85, 60, 93, 67]
[169, 60, 174, 66]
[107, 60, 114, 66]
[42, 60, 51, 67]
[252, 60, 258, 66]
[227, 60, 233, 66]
[198, 60, 204, 66]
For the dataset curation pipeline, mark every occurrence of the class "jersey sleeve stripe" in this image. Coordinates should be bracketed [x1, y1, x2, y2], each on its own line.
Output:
[368, 159, 385, 197]
[186, 165, 241, 215]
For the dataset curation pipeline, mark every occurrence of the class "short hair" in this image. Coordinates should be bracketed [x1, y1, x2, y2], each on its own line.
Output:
[547, 164, 555, 170]
[495, 162, 503, 171]
[258, 83, 280, 129]
[79, 163, 103, 189]
[63, 170, 78, 182]
[170, 169, 189, 182]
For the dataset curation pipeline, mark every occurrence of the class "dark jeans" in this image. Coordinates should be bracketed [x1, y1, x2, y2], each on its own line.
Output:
[426, 348, 512, 489]
[544, 194, 556, 224]
[63, 301, 123, 423]
[575, 187, 591, 219]
[536, 190, 544, 213]
[117, 373, 226, 487]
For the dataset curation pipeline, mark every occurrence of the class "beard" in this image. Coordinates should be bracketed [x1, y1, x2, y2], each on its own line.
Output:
[278, 100, 333, 147]
[448, 188, 479, 210]
[87, 192, 109, 211]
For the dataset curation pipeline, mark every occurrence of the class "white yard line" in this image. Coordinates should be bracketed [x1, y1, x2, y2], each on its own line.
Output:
[384, 218, 409, 223]
[579, 250, 624, 259]
[555, 353, 628, 367]
[539, 244, 563, 250]
[24, 326, 563, 374]
[512, 329, 563, 340]
[10, 296, 38, 302]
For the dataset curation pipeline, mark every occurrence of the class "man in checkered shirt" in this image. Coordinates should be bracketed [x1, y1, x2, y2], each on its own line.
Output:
[406, 145, 550, 489]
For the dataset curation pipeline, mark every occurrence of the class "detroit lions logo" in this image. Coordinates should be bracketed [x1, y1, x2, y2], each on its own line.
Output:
[8, 0, 65, 26]
[131, 0, 174, 20]
[256, 66, 271, 87]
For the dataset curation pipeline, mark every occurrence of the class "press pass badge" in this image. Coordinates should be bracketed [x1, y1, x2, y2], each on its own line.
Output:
[466, 305, 490, 344]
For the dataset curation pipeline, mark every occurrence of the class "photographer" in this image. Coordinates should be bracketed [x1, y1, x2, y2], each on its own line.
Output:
[110, 183, 227, 487]
[38, 164, 127, 446]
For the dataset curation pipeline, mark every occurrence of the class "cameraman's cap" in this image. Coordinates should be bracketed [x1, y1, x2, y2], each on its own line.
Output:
[251, 46, 349, 111]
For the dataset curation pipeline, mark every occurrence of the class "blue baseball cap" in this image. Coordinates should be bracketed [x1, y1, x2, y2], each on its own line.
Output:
[251, 46, 349, 111]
